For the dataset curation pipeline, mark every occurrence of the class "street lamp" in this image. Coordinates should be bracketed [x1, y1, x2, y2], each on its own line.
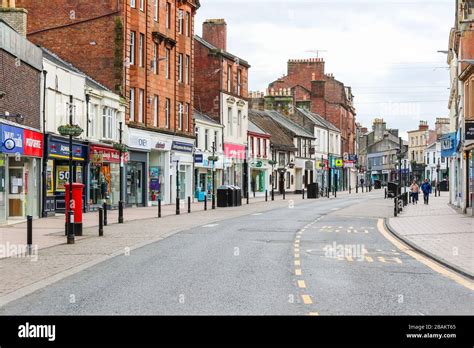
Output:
[269, 144, 276, 201]
[118, 122, 124, 223]
[436, 158, 441, 196]
[209, 142, 219, 210]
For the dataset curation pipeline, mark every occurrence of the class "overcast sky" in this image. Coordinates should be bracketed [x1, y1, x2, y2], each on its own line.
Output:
[195, 0, 455, 140]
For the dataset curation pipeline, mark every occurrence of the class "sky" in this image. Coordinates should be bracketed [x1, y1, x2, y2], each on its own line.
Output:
[195, 0, 455, 140]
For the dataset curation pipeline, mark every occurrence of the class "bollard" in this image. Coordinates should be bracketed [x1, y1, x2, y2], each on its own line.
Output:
[385, 188, 387, 199]
[158, 199, 162, 218]
[26, 215, 32, 255]
[247, 192, 249, 205]
[283, 190, 286, 200]
[176, 198, 180, 215]
[98, 208, 104, 236]
[188, 196, 191, 213]
[253, 191, 256, 198]
[302, 189, 305, 200]
[394, 197, 398, 217]
[204, 197, 208, 211]
[118, 200, 124, 224]
[349, 185, 351, 194]
[356, 184, 358, 194]
[265, 190, 268, 202]
[335, 188, 337, 198]
[67, 211, 75, 244]
[271, 189, 274, 201]
[103, 202, 108, 226]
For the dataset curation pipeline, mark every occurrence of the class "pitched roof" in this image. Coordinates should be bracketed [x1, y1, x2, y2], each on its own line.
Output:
[296, 108, 340, 132]
[194, 35, 250, 68]
[248, 120, 269, 135]
[248, 110, 296, 151]
[193, 109, 222, 126]
[265, 110, 315, 138]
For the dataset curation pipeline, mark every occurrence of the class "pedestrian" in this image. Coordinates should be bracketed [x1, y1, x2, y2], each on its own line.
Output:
[410, 180, 419, 205]
[421, 179, 432, 205]
[360, 178, 365, 187]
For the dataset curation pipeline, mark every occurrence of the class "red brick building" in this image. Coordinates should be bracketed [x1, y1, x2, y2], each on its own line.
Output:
[268, 58, 356, 159]
[16, 0, 200, 205]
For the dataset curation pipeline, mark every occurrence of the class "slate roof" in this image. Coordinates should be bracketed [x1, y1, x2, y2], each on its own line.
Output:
[194, 35, 250, 68]
[265, 110, 315, 138]
[248, 110, 297, 152]
[248, 120, 269, 135]
[296, 108, 340, 133]
[193, 109, 222, 126]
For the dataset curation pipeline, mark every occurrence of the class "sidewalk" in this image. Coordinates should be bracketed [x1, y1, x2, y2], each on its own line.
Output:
[387, 193, 473, 278]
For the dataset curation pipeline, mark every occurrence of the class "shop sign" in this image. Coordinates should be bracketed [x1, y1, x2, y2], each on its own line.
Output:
[1, 124, 43, 157]
[90, 146, 121, 164]
[382, 170, 391, 174]
[172, 141, 194, 153]
[305, 161, 313, 170]
[466, 122, 474, 141]
[335, 159, 343, 168]
[440, 132, 457, 158]
[251, 161, 263, 168]
[49, 139, 85, 160]
[348, 154, 358, 162]
[224, 143, 246, 160]
[344, 161, 355, 168]
[194, 154, 203, 163]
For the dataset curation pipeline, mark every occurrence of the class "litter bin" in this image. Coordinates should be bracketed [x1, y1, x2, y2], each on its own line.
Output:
[233, 186, 242, 206]
[228, 186, 237, 207]
[387, 182, 400, 198]
[439, 179, 448, 192]
[307, 183, 319, 199]
[374, 180, 382, 189]
[217, 186, 231, 207]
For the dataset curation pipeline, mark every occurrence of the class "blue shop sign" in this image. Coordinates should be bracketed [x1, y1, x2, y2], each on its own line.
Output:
[1, 124, 24, 154]
[440, 132, 457, 158]
[48, 139, 86, 160]
[194, 153, 203, 163]
[172, 141, 194, 153]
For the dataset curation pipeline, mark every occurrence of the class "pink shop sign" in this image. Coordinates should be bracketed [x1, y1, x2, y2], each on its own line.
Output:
[224, 143, 246, 160]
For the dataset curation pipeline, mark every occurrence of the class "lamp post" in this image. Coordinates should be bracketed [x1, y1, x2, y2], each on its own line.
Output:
[210, 142, 217, 210]
[118, 122, 124, 223]
[176, 158, 180, 215]
[436, 158, 441, 196]
[67, 95, 74, 244]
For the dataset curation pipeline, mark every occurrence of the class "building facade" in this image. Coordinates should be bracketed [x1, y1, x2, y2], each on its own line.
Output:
[194, 19, 250, 191]
[247, 121, 271, 196]
[17, 0, 200, 206]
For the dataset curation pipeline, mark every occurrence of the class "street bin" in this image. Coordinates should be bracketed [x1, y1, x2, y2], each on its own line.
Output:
[64, 183, 85, 236]
[307, 183, 319, 199]
[374, 180, 382, 190]
[228, 186, 236, 207]
[217, 186, 231, 207]
[236, 186, 242, 206]
[439, 179, 448, 192]
[387, 182, 400, 198]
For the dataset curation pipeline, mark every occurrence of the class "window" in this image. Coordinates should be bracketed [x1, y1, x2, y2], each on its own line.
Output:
[250, 136, 254, 157]
[178, 9, 184, 34]
[227, 65, 232, 92]
[237, 70, 241, 95]
[129, 88, 135, 121]
[185, 103, 190, 131]
[139, 33, 144, 67]
[227, 107, 233, 136]
[153, 43, 158, 74]
[102, 107, 115, 139]
[89, 104, 97, 137]
[131, 0, 136, 8]
[138, 89, 144, 123]
[139, 0, 144, 11]
[177, 102, 183, 130]
[165, 48, 170, 79]
[186, 12, 191, 37]
[166, 2, 171, 29]
[286, 172, 290, 189]
[153, 95, 159, 127]
[178, 53, 183, 83]
[214, 131, 218, 150]
[195, 127, 199, 149]
[154, 0, 158, 21]
[185, 55, 190, 85]
[205, 129, 209, 151]
[237, 110, 242, 137]
[426, 155, 429, 165]
[433, 152, 436, 164]
[130, 31, 136, 65]
[263, 139, 267, 158]
[165, 98, 170, 128]
[279, 152, 286, 166]
[257, 138, 261, 157]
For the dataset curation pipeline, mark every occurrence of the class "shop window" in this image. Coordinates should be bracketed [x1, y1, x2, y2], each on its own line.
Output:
[102, 107, 116, 140]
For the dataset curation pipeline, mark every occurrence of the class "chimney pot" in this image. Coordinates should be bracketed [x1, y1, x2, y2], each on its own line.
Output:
[202, 19, 227, 51]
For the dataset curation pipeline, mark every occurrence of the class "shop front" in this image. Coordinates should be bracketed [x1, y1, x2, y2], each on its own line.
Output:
[224, 143, 246, 188]
[0, 124, 43, 224]
[171, 140, 194, 202]
[44, 135, 88, 214]
[88, 145, 124, 210]
[249, 159, 269, 196]
[194, 152, 224, 201]
[127, 150, 147, 207]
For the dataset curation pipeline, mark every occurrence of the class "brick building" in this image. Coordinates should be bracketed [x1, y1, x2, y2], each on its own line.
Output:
[194, 19, 251, 191]
[16, 0, 200, 205]
[266, 58, 357, 190]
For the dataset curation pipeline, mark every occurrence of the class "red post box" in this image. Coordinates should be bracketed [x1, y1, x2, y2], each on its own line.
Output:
[65, 183, 84, 236]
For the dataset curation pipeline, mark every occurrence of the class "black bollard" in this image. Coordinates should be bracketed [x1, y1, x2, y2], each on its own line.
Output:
[67, 211, 75, 244]
[118, 200, 124, 224]
[98, 208, 104, 237]
[394, 197, 398, 217]
[26, 215, 32, 255]
[103, 202, 108, 226]
[385, 188, 387, 199]
[283, 190, 286, 200]
[158, 199, 162, 218]
[204, 197, 207, 211]
[349, 185, 351, 194]
[176, 198, 180, 215]
[247, 192, 249, 205]
[302, 189, 305, 199]
[188, 196, 191, 213]
[265, 190, 268, 202]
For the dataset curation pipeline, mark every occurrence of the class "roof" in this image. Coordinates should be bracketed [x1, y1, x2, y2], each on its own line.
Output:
[248, 110, 297, 152]
[265, 110, 315, 138]
[248, 121, 269, 135]
[193, 109, 222, 126]
[41, 47, 111, 92]
[194, 35, 251, 68]
[296, 108, 340, 132]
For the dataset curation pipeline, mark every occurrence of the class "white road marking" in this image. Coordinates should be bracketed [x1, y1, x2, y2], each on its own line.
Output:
[202, 224, 219, 228]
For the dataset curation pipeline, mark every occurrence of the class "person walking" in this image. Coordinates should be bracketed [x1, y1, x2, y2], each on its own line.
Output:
[421, 179, 432, 205]
[410, 180, 419, 205]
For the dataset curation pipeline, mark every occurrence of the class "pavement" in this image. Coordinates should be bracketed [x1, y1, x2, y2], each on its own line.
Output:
[387, 192, 473, 278]
[1, 189, 473, 315]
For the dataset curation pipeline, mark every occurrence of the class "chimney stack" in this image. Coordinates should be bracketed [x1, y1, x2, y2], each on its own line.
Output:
[202, 19, 227, 51]
[0, 0, 28, 37]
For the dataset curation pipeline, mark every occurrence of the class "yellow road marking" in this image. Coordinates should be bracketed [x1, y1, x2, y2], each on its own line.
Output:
[297, 280, 306, 288]
[308, 312, 320, 316]
[296, 235, 301, 239]
[294, 260, 301, 266]
[295, 269, 302, 276]
[294, 248, 300, 252]
[365, 256, 374, 262]
[346, 256, 354, 262]
[377, 219, 474, 291]
[295, 253, 300, 258]
[302, 295, 313, 304]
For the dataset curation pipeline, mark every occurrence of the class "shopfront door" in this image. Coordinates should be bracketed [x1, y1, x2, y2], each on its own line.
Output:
[8, 166, 25, 217]
[127, 162, 144, 206]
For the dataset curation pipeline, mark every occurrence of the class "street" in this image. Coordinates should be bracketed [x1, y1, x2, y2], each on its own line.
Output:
[1, 193, 472, 316]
